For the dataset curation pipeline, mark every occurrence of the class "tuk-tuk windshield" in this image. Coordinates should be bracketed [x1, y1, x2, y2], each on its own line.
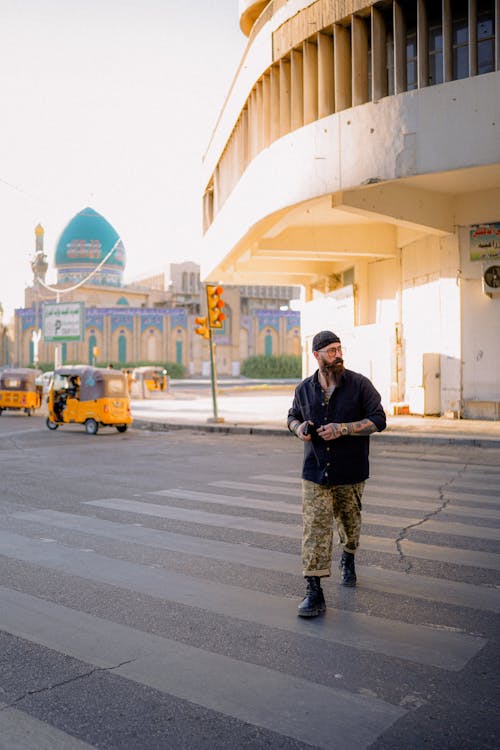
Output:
[104, 377, 128, 397]
[1, 376, 22, 390]
[0, 370, 38, 390]
[53, 372, 70, 391]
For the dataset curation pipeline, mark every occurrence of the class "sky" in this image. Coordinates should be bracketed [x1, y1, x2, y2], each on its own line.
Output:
[0, 0, 247, 322]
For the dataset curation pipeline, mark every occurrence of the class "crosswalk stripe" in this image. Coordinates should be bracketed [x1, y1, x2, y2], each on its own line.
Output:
[251, 476, 500, 506]
[12, 509, 296, 573]
[212, 479, 500, 505]
[153, 488, 500, 540]
[0, 531, 486, 670]
[0, 706, 96, 750]
[85, 498, 500, 570]
[373, 468, 500, 489]
[373, 461, 500, 479]
[11, 509, 500, 613]
[364, 498, 500, 520]
[256, 470, 500, 487]
[0, 586, 407, 750]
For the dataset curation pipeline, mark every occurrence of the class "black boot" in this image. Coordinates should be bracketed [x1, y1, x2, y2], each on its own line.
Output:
[297, 577, 326, 617]
[339, 551, 356, 586]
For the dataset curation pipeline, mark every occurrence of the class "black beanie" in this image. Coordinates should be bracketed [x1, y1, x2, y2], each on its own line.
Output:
[312, 330, 341, 351]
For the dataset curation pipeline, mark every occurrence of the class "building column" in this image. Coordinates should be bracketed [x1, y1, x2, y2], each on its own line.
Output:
[334, 23, 352, 111]
[371, 6, 387, 100]
[270, 65, 280, 142]
[291, 48, 304, 130]
[443, 0, 453, 82]
[317, 31, 335, 118]
[352, 14, 369, 106]
[394, 0, 407, 93]
[279, 58, 291, 136]
[303, 39, 318, 124]
[417, 0, 429, 88]
[469, 0, 478, 77]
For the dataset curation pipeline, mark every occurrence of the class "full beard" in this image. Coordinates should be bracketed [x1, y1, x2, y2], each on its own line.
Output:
[320, 358, 344, 379]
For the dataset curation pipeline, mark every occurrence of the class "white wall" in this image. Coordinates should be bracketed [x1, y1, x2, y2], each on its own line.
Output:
[459, 228, 500, 403]
[401, 234, 461, 414]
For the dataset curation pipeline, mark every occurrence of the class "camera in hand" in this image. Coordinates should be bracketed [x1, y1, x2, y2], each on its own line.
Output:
[303, 422, 316, 436]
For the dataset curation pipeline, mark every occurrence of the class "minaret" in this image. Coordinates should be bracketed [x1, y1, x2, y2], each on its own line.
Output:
[31, 224, 48, 283]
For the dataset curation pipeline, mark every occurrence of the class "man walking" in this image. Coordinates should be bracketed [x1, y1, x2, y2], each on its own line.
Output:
[287, 330, 386, 617]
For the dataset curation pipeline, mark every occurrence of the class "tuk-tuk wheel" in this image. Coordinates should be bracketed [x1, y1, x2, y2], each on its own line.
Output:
[85, 419, 99, 435]
[116, 424, 128, 433]
[0, 408, 2, 416]
[46, 418, 59, 430]
[25, 408, 33, 416]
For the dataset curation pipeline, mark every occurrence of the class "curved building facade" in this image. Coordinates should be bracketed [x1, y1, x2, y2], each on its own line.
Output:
[201, 0, 500, 418]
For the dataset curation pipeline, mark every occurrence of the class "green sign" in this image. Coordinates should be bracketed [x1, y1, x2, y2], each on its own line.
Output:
[470, 223, 500, 261]
[43, 302, 84, 342]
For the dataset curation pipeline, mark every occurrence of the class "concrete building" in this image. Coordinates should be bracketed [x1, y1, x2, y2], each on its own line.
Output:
[0, 304, 13, 367]
[201, 0, 500, 418]
[14, 208, 300, 375]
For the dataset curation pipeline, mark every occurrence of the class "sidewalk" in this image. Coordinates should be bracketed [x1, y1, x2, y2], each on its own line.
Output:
[130, 386, 500, 448]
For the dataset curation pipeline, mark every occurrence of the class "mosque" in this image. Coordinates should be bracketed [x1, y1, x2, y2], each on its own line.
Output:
[13, 207, 300, 375]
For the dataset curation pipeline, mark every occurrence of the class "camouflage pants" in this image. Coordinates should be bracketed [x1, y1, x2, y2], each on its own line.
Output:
[301, 479, 365, 577]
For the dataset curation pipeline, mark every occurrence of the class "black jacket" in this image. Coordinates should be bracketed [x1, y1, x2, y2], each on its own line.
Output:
[287, 368, 386, 485]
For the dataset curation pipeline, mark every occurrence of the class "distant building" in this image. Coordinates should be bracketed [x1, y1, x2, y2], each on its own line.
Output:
[14, 208, 300, 374]
[0, 303, 13, 367]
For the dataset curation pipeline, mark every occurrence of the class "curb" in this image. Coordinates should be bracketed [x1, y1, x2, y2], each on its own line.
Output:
[131, 419, 500, 447]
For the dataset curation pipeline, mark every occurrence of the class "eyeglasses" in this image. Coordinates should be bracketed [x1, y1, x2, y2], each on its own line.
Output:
[318, 345, 342, 356]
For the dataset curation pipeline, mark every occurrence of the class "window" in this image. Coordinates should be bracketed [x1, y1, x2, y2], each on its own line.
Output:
[429, 23, 444, 84]
[406, 29, 418, 89]
[477, 0, 495, 75]
[386, 28, 395, 96]
[403, 1, 418, 91]
[427, 0, 443, 86]
[452, 1, 469, 80]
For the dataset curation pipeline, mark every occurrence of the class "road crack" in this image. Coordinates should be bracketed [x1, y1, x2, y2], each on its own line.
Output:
[395, 460, 471, 573]
[0, 658, 137, 711]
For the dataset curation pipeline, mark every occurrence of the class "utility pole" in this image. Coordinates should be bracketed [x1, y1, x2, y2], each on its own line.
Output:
[207, 329, 223, 423]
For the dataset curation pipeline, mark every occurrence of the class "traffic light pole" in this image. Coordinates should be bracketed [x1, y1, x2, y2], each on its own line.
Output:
[207, 329, 224, 423]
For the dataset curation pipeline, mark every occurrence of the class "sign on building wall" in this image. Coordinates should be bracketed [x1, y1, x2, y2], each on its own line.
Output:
[42, 302, 84, 342]
[470, 223, 500, 261]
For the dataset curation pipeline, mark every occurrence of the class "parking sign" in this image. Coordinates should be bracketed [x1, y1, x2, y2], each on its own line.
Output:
[42, 302, 84, 342]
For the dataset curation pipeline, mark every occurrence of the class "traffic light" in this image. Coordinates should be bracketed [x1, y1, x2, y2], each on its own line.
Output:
[194, 316, 210, 340]
[206, 284, 225, 328]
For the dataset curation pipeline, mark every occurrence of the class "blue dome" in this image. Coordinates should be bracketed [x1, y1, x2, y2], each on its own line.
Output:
[55, 207, 126, 288]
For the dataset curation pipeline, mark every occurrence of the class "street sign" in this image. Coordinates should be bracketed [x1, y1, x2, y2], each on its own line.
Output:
[42, 301, 84, 342]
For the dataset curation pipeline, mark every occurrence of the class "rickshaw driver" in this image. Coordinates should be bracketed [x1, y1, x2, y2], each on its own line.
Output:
[67, 376, 80, 399]
[53, 375, 78, 421]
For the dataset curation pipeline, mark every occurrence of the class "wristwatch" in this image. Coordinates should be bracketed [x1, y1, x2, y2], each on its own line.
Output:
[340, 423, 349, 436]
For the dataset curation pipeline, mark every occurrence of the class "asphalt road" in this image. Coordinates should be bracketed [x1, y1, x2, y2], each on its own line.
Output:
[0, 413, 499, 749]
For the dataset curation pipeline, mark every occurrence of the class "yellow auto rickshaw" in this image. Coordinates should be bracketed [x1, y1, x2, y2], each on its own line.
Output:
[0, 368, 42, 416]
[46, 365, 132, 434]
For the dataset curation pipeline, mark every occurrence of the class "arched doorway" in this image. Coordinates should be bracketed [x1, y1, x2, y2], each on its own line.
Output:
[88, 334, 97, 365]
[264, 333, 273, 356]
[118, 333, 127, 364]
